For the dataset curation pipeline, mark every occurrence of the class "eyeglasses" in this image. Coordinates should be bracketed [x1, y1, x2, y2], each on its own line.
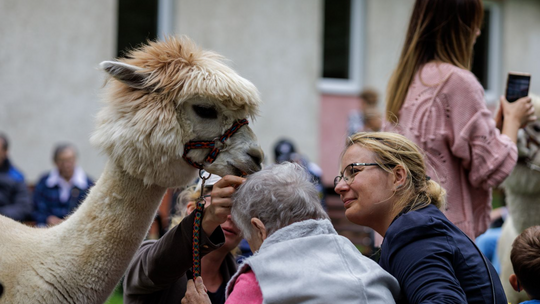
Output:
[334, 162, 381, 188]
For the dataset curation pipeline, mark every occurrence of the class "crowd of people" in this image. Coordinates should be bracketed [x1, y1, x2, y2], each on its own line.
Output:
[2, 0, 540, 303]
[0, 134, 93, 227]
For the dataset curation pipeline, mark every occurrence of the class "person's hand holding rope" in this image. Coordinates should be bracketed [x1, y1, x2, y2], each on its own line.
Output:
[201, 175, 245, 236]
[182, 277, 211, 304]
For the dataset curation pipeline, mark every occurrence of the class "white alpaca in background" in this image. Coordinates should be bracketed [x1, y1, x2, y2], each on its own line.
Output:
[497, 95, 540, 304]
[0, 36, 263, 303]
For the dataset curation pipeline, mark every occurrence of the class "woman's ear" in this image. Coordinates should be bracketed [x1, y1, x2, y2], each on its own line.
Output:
[393, 165, 407, 189]
[186, 201, 196, 214]
[251, 218, 267, 241]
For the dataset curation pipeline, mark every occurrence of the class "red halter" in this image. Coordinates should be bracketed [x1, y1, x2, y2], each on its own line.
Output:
[184, 119, 249, 277]
[182, 119, 249, 169]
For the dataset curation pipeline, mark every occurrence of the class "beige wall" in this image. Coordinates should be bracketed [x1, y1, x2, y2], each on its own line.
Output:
[2, 0, 540, 185]
[0, 0, 116, 183]
[175, 0, 323, 166]
[364, 0, 414, 108]
[0, 0, 322, 182]
[502, 0, 540, 94]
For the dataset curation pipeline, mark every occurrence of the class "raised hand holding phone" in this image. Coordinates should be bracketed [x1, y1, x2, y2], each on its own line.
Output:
[506, 72, 531, 103]
[496, 72, 536, 143]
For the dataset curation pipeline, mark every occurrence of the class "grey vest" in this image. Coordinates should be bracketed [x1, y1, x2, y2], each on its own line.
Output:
[226, 219, 400, 304]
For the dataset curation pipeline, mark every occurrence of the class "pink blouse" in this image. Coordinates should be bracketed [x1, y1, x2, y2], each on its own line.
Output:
[383, 62, 517, 239]
[225, 269, 263, 304]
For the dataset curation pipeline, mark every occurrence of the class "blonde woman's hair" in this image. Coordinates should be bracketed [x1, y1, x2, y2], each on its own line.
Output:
[170, 183, 241, 256]
[345, 132, 446, 215]
[170, 184, 200, 228]
[385, 0, 484, 124]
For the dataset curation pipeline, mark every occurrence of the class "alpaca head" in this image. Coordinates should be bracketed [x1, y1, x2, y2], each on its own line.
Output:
[503, 94, 540, 195]
[516, 94, 540, 168]
[91, 36, 263, 187]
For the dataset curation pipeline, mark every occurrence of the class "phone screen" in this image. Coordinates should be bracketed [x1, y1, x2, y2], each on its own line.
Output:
[506, 73, 531, 102]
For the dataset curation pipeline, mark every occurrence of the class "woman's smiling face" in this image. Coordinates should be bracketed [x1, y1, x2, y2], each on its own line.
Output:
[334, 145, 396, 233]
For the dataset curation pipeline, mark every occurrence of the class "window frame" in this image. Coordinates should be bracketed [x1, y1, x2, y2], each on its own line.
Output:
[319, 0, 365, 95]
[158, 0, 175, 39]
[480, 1, 502, 105]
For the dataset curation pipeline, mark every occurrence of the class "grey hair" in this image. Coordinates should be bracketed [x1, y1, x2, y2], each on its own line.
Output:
[53, 143, 77, 162]
[231, 162, 328, 240]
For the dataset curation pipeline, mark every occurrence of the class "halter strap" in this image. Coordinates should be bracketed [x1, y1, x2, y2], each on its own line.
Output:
[182, 119, 249, 169]
[186, 119, 248, 278]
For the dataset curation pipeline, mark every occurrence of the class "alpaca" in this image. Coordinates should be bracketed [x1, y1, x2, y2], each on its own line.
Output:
[497, 95, 540, 304]
[0, 36, 263, 303]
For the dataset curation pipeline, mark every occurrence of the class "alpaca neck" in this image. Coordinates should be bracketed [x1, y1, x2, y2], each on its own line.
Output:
[50, 161, 168, 302]
[504, 163, 540, 232]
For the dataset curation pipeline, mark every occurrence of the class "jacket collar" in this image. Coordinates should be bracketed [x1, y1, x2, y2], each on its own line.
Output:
[46, 166, 88, 189]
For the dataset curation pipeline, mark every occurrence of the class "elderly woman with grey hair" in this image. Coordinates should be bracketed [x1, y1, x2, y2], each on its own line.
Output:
[182, 162, 400, 304]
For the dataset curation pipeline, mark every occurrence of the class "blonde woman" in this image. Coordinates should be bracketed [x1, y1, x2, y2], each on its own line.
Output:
[335, 132, 507, 303]
[383, 0, 535, 240]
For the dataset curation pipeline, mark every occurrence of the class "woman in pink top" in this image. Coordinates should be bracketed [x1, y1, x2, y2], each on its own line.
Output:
[383, 0, 536, 239]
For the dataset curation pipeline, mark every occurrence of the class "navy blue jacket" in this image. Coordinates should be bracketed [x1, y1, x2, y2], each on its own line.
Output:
[0, 159, 32, 221]
[32, 172, 93, 225]
[380, 204, 507, 304]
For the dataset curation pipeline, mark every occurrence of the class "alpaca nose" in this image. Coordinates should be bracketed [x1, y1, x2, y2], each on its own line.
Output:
[247, 146, 264, 171]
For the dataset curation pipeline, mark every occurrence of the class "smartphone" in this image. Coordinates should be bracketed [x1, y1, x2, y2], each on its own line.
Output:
[506, 72, 531, 102]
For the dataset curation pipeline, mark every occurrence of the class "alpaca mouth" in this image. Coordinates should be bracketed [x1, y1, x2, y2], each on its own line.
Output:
[230, 164, 248, 177]
[228, 161, 258, 177]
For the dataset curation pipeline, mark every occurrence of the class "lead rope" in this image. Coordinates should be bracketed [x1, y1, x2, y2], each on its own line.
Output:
[184, 119, 249, 277]
[192, 170, 211, 277]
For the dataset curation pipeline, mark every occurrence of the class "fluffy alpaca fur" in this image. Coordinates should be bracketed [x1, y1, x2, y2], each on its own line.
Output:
[0, 36, 263, 303]
[497, 95, 540, 304]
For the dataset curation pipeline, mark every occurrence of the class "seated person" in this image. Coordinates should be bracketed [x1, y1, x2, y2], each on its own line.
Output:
[123, 174, 244, 304]
[509, 225, 540, 304]
[0, 132, 32, 222]
[33, 143, 93, 226]
[183, 162, 400, 304]
[273, 139, 326, 209]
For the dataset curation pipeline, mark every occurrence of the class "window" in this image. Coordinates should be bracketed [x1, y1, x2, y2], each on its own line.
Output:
[117, 0, 159, 57]
[471, 1, 501, 104]
[319, 0, 364, 95]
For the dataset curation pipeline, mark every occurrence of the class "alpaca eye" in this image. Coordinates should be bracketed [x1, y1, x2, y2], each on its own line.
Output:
[192, 105, 218, 119]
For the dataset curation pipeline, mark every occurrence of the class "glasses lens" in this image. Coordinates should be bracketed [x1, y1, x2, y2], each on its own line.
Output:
[343, 164, 356, 182]
[334, 176, 341, 188]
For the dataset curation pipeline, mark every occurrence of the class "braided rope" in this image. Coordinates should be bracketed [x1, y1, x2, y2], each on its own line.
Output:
[186, 119, 248, 277]
[191, 197, 206, 277]
[192, 171, 211, 277]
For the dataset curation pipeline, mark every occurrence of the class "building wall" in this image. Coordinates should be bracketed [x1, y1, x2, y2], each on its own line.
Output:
[2, 0, 539, 187]
[319, 0, 415, 186]
[0, 0, 322, 182]
[364, 0, 414, 104]
[0, 0, 115, 183]
[502, 0, 540, 94]
[175, 0, 323, 166]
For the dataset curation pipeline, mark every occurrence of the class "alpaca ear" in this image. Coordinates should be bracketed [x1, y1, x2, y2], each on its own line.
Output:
[100, 61, 150, 90]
